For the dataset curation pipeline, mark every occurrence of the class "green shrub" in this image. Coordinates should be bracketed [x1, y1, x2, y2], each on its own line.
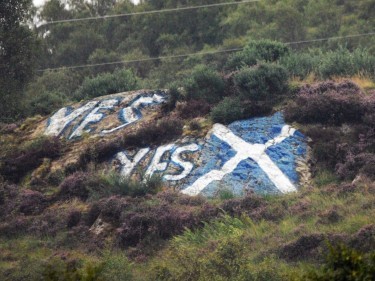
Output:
[184, 65, 225, 103]
[234, 63, 288, 101]
[318, 47, 375, 79]
[162, 84, 182, 113]
[280, 51, 319, 79]
[301, 244, 375, 281]
[244, 40, 290, 63]
[211, 95, 273, 124]
[210, 96, 245, 124]
[98, 172, 163, 198]
[42, 254, 134, 281]
[25, 69, 81, 100]
[26, 91, 68, 116]
[225, 50, 257, 71]
[217, 188, 235, 200]
[74, 68, 138, 100]
[226, 40, 290, 71]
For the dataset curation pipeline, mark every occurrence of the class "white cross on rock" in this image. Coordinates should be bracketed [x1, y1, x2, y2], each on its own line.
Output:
[181, 123, 298, 196]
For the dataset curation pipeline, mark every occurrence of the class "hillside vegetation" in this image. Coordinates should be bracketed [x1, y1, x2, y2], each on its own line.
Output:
[1, 0, 375, 280]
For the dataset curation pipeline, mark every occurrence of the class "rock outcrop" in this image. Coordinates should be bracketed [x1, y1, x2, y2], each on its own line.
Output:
[34, 90, 310, 197]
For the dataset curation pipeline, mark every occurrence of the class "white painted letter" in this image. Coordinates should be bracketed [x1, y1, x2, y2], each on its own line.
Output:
[144, 144, 175, 178]
[164, 143, 200, 181]
[69, 99, 119, 139]
[45, 101, 99, 137]
[101, 93, 166, 134]
[115, 148, 150, 178]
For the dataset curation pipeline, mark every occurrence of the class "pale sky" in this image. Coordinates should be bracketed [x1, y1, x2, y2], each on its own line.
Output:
[33, 0, 140, 8]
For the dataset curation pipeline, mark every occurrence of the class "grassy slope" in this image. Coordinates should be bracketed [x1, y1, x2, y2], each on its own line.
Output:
[0, 175, 373, 280]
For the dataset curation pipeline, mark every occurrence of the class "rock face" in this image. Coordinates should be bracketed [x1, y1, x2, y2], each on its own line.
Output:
[41, 90, 309, 197]
[43, 90, 167, 139]
[179, 113, 308, 196]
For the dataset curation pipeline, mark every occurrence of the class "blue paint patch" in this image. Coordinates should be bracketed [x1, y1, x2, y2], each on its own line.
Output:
[228, 111, 286, 144]
[181, 112, 307, 196]
[181, 134, 237, 187]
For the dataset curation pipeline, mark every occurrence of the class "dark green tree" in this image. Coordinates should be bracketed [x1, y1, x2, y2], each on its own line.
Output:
[0, 0, 39, 121]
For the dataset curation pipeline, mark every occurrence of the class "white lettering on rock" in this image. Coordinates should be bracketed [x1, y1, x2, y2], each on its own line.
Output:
[69, 99, 119, 139]
[115, 148, 150, 178]
[164, 143, 200, 181]
[45, 101, 99, 137]
[101, 93, 166, 134]
[144, 144, 175, 178]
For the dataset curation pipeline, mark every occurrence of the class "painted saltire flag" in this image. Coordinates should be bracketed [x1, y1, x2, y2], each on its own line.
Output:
[180, 112, 307, 196]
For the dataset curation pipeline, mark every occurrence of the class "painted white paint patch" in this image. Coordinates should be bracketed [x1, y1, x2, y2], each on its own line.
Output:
[45, 101, 99, 137]
[116, 142, 199, 181]
[145, 144, 175, 178]
[69, 99, 119, 139]
[131, 94, 165, 108]
[101, 93, 166, 135]
[181, 124, 297, 196]
[164, 143, 200, 181]
[116, 148, 150, 178]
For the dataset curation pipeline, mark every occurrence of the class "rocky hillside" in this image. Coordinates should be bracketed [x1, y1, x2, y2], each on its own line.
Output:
[1, 36, 375, 280]
[20, 89, 311, 197]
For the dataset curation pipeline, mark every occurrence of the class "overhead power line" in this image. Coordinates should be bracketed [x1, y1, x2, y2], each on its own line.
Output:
[38, 32, 375, 72]
[38, 48, 244, 72]
[40, 0, 261, 26]
[285, 32, 375, 45]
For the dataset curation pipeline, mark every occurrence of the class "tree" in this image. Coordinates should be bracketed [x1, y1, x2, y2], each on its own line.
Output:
[0, 0, 38, 121]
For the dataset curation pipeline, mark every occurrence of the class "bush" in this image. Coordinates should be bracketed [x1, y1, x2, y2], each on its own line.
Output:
[176, 99, 211, 119]
[285, 81, 365, 125]
[220, 194, 265, 217]
[336, 153, 375, 181]
[98, 172, 163, 198]
[162, 85, 182, 113]
[57, 172, 93, 201]
[78, 137, 123, 165]
[210, 96, 245, 124]
[123, 116, 183, 147]
[318, 47, 375, 79]
[84, 191, 218, 251]
[302, 244, 375, 281]
[0, 136, 63, 183]
[211, 95, 274, 124]
[67, 210, 82, 228]
[226, 40, 290, 71]
[225, 50, 257, 71]
[19, 189, 48, 216]
[74, 68, 138, 100]
[183, 65, 225, 103]
[25, 91, 68, 116]
[116, 196, 218, 248]
[234, 63, 288, 101]
[245, 40, 290, 62]
[280, 51, 319, 79]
